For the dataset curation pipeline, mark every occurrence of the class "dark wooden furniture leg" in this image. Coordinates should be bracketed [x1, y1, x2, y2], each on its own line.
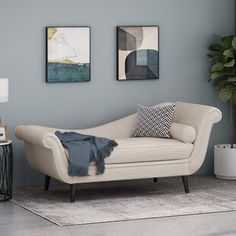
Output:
[70, 184, 77, 202]
[44, 175, 50, 191]
[182, 176, 189, 193]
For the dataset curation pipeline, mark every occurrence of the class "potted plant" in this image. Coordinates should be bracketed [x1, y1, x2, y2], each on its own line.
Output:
[208, 35, 236, 179]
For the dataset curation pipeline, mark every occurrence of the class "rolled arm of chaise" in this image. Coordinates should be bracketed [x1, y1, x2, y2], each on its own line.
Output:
[173, 102, 222, 174]
[15, 125, 59, 147]
[14, 115, 137, 183]
[15, 125, 73, 183]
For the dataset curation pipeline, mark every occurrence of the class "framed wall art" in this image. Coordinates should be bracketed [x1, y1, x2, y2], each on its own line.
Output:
[117, 25, 159, 81]
[46, 26, 91, 83]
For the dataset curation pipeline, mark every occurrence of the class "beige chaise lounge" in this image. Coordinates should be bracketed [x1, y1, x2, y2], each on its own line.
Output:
[15, 102, 222, 202]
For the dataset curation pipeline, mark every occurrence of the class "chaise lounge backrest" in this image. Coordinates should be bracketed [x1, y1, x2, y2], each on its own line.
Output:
[71, 102, 221, 174]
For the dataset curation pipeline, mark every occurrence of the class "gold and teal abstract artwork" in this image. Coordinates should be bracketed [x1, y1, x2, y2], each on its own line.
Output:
[46, 26, 90, 83]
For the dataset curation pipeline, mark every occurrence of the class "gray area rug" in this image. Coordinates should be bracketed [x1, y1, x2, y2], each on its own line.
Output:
[11, 176, 236, 226]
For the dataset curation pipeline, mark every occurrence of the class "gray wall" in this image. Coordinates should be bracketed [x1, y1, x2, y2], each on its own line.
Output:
[0, 0, 234, 187]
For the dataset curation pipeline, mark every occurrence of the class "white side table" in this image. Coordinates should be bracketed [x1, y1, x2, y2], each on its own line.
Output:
[0, 141, 13, 201]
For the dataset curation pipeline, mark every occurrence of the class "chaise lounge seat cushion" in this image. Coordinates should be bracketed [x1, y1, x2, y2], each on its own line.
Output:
[64, 137, 193, 165]
[105, 138, 193, 164]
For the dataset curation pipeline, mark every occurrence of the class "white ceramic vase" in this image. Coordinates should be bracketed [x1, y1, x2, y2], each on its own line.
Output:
[214, 144, 236, 180]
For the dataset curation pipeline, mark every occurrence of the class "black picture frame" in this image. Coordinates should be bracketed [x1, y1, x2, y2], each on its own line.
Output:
[117, 25, 159, 81]
[46, 26, 91, 83]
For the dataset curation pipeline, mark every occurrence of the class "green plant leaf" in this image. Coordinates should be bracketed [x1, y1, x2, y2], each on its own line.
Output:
[210, 72, 225, 80]
[231, 91, 236, 104]
[209, 44, 223, 52]
[232, 37, 236, 49]
[211, 63, 224, 72]
[219, 86, 234, 102]
[215, 80, 228, 91]
[207, 54, 214, 58]
[209, 55, 224, 63]
[223, 49, 234, 58]
[221, 35, 233, 48]
[224, 59, 235, 67]
[207, 54, 217, 59]
[227, 77, 236, 82]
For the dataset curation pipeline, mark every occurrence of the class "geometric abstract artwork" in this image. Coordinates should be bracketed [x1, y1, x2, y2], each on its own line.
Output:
[117, 26, 159, 80]
[46, 26, 90, 83]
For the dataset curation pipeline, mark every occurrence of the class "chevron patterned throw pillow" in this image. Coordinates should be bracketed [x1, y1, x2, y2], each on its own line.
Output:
[132, 104, 175, 138]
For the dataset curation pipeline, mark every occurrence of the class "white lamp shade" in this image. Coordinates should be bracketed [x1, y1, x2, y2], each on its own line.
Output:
[0, 78, 9, 103]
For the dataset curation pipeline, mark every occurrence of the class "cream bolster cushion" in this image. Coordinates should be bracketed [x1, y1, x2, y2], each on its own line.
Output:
[170, 123, 196, 143]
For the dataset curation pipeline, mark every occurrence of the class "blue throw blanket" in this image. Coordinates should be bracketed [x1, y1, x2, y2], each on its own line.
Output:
[55, 131, 118, 176]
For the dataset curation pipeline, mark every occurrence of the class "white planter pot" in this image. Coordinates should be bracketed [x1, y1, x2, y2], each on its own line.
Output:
[214, 144, 236, 180]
